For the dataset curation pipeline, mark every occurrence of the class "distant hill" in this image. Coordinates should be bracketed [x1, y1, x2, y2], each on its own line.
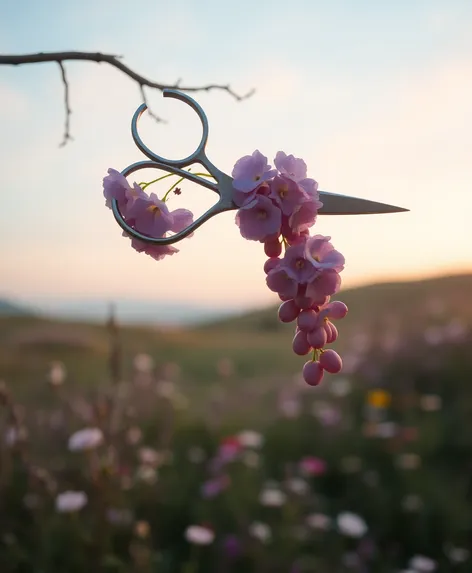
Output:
[0, 299, 32, 316]
[197, 272, 472, 333]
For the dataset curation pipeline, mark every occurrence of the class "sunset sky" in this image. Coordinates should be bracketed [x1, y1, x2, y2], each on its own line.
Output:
[1, 0, 471, 311]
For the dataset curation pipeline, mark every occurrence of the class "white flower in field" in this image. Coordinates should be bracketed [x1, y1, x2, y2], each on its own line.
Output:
[375, 421, 398, 438]
[408, 555, 436, 572]
[68, 428, 103, 451]
[444, 544, 470, 563]
[330, 377, 352, 397]
[249, 521, 271, 543]
[55, 491, 87, 513]
[336, 512, 368, 538]
[48, 361, 66, 386]
[133, 353, 154, 373]
[306, 513, 332, 531]
[185, 525, 214, 545]
[138, 447, 161, 467]
[259, 487, 286, 507]
[135, 465, 158, 485]
[419, 394, 442, 412]
[237, 430, 264, 449]
[286, 477, 309, 495]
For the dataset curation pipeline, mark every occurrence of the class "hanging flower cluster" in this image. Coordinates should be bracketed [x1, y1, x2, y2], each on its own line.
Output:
[102, 150, 348, 386]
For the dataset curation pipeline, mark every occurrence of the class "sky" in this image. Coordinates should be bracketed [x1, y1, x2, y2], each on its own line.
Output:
[1, 0, 471, 311]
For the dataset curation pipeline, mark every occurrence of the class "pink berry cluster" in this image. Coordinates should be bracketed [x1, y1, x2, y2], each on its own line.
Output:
[231, 150, 348, 387]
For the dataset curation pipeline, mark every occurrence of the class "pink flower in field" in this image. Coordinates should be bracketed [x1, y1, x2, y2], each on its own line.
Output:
[185, 524, 215, 545]
[55, 491, 87, 513]
[218, 436, 243, 462]
[299, 456, 327, 477]
[68, 428, 103, 451]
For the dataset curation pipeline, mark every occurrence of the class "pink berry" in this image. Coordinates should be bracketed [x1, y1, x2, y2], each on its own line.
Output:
[307, 327, 327, 349]
[327, 301, 348, 320]
[319, 349, 342, 373]
[279, 294, 292, 302]
[329, 322, 339, 342]
[264, 257, 280, 274]
[294, 295, 315, 310]
[278, 300, 300, 323]
[297, 309, 319, 332]
[292, 330, 312, 356]
[264, 238, 282, 257]
[302, 360, 324, 386]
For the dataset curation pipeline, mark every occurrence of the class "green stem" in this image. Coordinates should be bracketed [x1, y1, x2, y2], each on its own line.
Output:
[183, 544, 200, 573]
[140, 172, 175, 190]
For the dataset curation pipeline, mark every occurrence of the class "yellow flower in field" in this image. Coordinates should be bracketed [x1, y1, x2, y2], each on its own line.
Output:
[367, 390, 391, 409]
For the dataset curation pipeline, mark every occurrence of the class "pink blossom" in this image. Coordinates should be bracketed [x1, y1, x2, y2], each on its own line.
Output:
[281, 241, 318, 284]
[306, 269, 342, 299]
[266, 266, 298, 298]
[235, 195, 282, 241]
[299, 456, 327, 476]
[232, 150, 276, 193]
[126, 192, 174, 237]
[274, 151, 307, 182]
[269, 175, 307, 215]
[289, 199, 323, 233]
[305, 235, 345, 272]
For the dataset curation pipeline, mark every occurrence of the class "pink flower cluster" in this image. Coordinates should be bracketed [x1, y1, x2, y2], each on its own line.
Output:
[102, 169, 194, 261]
[232, 151, 348, 387]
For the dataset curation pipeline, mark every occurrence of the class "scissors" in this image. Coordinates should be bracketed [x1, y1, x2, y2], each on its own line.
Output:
[112, 89, 408, 246]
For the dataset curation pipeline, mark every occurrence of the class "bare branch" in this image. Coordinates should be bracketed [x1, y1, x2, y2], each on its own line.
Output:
[57, 61, 73, 147]
[0, 51, 255, 145]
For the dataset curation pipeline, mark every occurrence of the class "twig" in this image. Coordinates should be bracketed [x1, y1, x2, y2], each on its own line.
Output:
[0, 51, 255, 146]
[57, 61, 73, 147]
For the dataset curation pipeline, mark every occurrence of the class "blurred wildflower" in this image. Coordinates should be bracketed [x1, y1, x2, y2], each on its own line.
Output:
[279, 396, 301, 418]
[135, 465, 158, 485]
[340, 456, 362, 473]
[237, 430, 264, 449]
[138, 447, 161, 467]
[242, 450, 260, 468]
[216, 357, 234, 377]
[107, 508, 134, 526]
[402, 494, 423, 512]
[444, 544, 470, 564]
[68, 427, 104, 451]
[218, 436, 243, 462]
[336, 512, 367, 538]
[424, 327, 444, 346]
[329, 376, 352, 397]
[201, 475, 230, 499]
[286, 477, 309, 495]
[299, 456, 327, 477]
[306, 513, 332, 531]
[444, 318, 468, 342]
[311, 401, 341, 426]
[187, 446, 206, 464]
[134, 520, 150, 538]
[48, 361, 66, 386]
[126, 426, 142, 445]
[223, 534, 241, 559]
[161, 362, 181, 380]
[397, 453, 421, 470]
[374, 421, 398, 439]
[259, 486, 287, 507]
[133, 353, 154, 373]
[185, 525, 215, 545]
[408, 555, 436, 572]
[55, 491, 87, 513]
[155, 380, 176, 399]
[367, 389, 391, 409]
[419, 394, 442, 412]
[249, 521, 271, 543]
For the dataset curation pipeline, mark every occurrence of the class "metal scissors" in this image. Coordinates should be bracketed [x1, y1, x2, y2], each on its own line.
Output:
[112, 89, 408, 246]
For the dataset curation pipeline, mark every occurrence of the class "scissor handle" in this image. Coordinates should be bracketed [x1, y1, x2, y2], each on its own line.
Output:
[111, 161, 235, 246]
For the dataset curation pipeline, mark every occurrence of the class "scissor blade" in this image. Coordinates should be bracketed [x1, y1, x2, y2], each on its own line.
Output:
[318, 191, 408, 215]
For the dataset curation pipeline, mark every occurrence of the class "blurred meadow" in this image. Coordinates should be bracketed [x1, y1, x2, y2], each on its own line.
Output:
[2, 274, 472, 572]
